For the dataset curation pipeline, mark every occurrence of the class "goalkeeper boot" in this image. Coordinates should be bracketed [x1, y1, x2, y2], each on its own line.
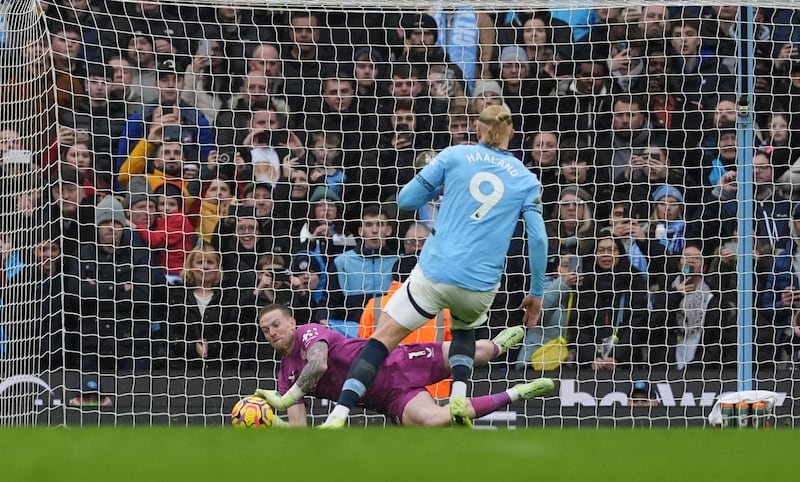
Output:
[318, 414, 346, 429]
[449, 397, 473, 428]
[513, 378, 555, 400]
[491, 326, 526, 356]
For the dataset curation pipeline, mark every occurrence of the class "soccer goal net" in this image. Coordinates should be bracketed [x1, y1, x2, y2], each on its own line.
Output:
[0, 0, 798, 428]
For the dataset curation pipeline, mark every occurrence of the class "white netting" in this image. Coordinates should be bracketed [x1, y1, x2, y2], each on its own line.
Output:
[0, 0, 798, 427]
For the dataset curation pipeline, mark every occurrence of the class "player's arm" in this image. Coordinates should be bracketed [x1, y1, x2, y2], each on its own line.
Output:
[254, 341, 329, 410]
[396, 173, 441, 211]
[520, 202, 548, 328]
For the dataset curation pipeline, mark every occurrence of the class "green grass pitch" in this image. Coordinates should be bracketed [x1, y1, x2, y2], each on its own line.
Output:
[0, 427, 793, 481]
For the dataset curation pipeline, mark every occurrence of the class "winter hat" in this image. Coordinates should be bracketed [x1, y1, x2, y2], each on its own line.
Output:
[499, 45, 530, 67]
[471, 79, 503, 97]
[309, 185, 341, 204]
[401, 14, 438, 42]
[95, 194, 127, 227]
[652, 184, 684, 203]
[125, 176, 154, 209]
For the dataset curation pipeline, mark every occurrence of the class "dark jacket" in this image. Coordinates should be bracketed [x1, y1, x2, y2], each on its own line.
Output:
[573, 258, 650, 365]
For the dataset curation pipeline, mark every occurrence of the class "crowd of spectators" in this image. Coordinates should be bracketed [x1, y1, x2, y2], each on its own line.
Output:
[4, 3, 800, 382]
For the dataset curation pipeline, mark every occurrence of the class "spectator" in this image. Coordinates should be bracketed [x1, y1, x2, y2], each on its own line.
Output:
[548, 57, 611, 139]
[612, 146, 686, 215]
[371, 100, 424, 202]
[638, 5, 671, 40]
[515, 251, 580, 369]
[495, 46, 529, 130]
[328, 205, 399, 326]
[198, 175, 236, 244]
[63, 195, 167, 372]
[214, 71, 281, 156]
[240, 182, 291, 255]
[661, 243, 736, 371]
[296, 186, 355, 263]
[122, 30, 160, 106]
[117, 122, 199, 215]
[49, 24, 86, 80]
[116, 59, 214, 164]
[218, 205, 266, 292]
[594, 94, 665, 193]
[573, 233, 650, 370]
[287, 251, 329, 326]
[181, 39, 238, 124]
[59, 64, 128, 173]
[252, 253, 292, 308]
[248, 43, 284, 96]
[468, 79, 504, 116]
[281, 10, 338, 116]
[106, 55, 143, 115]
[607, 192, 678, 292]
[167, 244, 256, 369]
[306, 130, 345, 197]
[38, 166, 95, 260]
[1, 226, 67, 370]
[271, 166, 311, 238]
[760, 112, 798, 181]
[425, 63, 468, 114]
[128, 181, 195, 284]
[545, 187, 595, 273]
[668, 18, 735, 110]
[525, 131, 560, 208]
[352, 47, 386, 115]
[605, 24, 647, 94]
[396, 13, 445, 66]
[114, 0, 189, 64]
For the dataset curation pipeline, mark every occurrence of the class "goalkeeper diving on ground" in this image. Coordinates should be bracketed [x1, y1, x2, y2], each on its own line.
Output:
[254, 304, 554, 427]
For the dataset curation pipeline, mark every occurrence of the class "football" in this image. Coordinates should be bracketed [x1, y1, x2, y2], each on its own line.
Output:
[231, 396, 276, 428]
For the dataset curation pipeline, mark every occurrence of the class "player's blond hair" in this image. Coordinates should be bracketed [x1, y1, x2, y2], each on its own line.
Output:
[476, 105, 513, 148]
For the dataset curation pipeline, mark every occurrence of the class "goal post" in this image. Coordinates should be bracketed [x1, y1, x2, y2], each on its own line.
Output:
[0, 0, 798, 427]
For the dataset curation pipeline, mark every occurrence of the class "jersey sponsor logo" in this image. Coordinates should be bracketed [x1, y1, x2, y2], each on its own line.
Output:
[465, 152, 519, 176]
[288, 370, 297, 383]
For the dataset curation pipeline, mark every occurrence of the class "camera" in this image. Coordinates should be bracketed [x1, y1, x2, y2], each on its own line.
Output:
[256, 129, 290, 146]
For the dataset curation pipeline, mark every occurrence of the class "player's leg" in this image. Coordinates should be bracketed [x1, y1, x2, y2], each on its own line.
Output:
[442, 325, 525, 368]
[401, 378, 555, 427]
[446, 289, 497, 427]
[322, 277, 437, 428]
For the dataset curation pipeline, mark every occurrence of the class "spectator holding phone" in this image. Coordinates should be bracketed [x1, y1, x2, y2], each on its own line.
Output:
[287, 251, 329, 326]
[116, 59, 214, 167]
[660, 243, 736, 371]
[516, 251, 580, 369]
[574, 233, 650, 371]
[181, 39, 237, 124]
[296, 186, 354, 263]
[306, 131, 346, 198]
[252, 253, 292, 308]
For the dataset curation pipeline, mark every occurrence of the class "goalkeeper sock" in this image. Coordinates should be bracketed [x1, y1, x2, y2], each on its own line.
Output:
[336, 338, 389, 410]
[469, 392, 513, 419]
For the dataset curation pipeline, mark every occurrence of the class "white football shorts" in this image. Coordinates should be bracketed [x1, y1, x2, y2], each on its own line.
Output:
[384, 264, 498, 331]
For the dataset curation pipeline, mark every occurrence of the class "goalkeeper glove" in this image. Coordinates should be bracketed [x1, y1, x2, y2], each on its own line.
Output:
[254, 385, 304, 411]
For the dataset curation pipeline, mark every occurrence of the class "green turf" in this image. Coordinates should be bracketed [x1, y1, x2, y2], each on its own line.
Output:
[0, 427, 793, 481]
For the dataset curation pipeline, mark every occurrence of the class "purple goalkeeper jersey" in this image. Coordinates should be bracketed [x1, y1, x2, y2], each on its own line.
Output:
[278, 324, 449, 420]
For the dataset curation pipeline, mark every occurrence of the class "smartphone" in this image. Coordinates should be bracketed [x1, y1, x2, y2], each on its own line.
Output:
[274, 270, 290, 284]
[196, 39, 210, 57]
[567, 254, 581, 273]
[162, 125, 183, 142]
[3, 149, 33, 165]
[615, 41, 629, 53]
[256, 129, 289, 146]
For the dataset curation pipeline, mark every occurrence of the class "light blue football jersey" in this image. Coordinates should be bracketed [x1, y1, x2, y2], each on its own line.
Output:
[397, 143, 547, 296]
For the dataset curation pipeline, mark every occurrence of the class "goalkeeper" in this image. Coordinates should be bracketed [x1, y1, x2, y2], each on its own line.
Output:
[254, 304, 553, 427]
